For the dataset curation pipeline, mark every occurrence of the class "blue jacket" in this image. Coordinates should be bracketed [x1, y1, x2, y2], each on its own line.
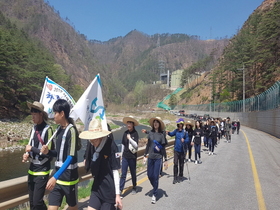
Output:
[168, 129, 189, 153]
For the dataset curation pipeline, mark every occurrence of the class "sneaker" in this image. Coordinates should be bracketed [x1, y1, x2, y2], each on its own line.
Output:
[198, 159, 202, 164]
[212, 152, 214, 155]
[178, 176, 183, 183]
[188, 159, 191, 162]
[208, 152, 211, 155]
[195, 160, 198, 164]
[177, 177, 181, 183]
[173, 178, 177, 184]
[131, 187, 137, 195]
[151, 195, 156, 204]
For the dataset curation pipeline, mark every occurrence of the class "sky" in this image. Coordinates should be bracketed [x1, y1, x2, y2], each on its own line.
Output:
[45, 0, 264, 42]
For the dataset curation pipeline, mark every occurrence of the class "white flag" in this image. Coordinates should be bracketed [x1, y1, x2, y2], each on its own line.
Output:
[70, 74, 107, 131]
[40, 77, 76, 118]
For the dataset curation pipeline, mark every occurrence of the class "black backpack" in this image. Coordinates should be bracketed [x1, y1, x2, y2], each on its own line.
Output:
[209, 126, 216, 137]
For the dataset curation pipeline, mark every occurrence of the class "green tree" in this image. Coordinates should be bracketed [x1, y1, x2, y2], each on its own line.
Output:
[169, 94, 178, 107]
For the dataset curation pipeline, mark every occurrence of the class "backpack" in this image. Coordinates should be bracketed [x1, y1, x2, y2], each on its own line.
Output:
[209, 126, 216, 137]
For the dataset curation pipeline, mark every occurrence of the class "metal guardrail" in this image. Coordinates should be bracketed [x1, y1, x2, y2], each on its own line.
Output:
[0, 140, 175, 210]
[0, 162, 92, 210]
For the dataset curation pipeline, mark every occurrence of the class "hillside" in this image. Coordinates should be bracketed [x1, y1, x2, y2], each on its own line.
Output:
[0, 0, 227, 102]
[179, 0, 280, 106]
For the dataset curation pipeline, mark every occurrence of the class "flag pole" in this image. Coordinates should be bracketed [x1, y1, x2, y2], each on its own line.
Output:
[39, 76, 48, 103]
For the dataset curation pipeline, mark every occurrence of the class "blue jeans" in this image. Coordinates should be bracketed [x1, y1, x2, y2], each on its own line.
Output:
[194, 143, 201, 160]
[147, 158, 162, 196]
[120, 157, 137, 192]
[204, 136, 209, 147]
[208, 138, 214, 152]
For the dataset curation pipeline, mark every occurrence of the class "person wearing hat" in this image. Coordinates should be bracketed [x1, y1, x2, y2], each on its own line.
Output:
[40, 99, 80, 210]
[22, 101, 53, 210]
[208, 120, 218, 155]
[120, 116, 139, 196]
[142, 117, 168, 204]
[166, 118, 189, 184]
[80, 118, 123, 210]
[185, 121, 194, 162]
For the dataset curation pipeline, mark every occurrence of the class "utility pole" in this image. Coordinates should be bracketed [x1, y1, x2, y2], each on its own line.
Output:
[237, 64, 245, 112]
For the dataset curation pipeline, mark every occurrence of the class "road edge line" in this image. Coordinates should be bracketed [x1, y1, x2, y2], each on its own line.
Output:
[242, 130, 266, 210]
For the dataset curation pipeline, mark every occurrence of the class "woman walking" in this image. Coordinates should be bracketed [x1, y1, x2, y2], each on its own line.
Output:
[120, 116, 139, 196]
[142, 117, 168, 204]
[166, 118, 189, 184]
[185, 121, 194, 162]
[192, 120, 204, 164]
[208, 120, 218, 155]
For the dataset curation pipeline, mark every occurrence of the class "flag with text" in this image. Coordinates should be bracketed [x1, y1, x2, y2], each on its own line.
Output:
[40, 77, 75, 118]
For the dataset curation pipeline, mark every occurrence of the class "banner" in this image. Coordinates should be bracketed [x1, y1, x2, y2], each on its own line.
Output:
[40, 77, 75, 118]
[70, 74, 107, 131]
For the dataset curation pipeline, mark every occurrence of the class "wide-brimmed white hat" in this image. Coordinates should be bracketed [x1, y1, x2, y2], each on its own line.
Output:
[123, 115, 139, 126]
[185, 120, 194, 127]
[27, 101, 48, 121]
[148, 116, 165, 129]
[79, 119, 111, 140]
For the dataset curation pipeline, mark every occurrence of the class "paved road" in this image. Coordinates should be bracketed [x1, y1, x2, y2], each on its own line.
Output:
[78, 126, 280, 210]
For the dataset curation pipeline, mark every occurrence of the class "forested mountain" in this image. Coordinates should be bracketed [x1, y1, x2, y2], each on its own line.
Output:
[0, 10, 72, 117]
[180, 0, 280, 105]
[0, 0, 228, 117]
[218, 0, 280, 100]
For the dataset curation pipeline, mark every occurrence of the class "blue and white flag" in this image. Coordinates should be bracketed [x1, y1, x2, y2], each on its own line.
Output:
[40, 77, 76, 118]
[70, 74, 107, 131]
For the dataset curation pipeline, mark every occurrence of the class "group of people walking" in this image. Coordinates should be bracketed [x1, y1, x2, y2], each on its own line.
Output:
[22, 99, 240, 209]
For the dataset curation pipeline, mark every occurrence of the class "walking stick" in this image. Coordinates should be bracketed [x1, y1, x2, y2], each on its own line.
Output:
[186, 160, 191, 181]
[182, 140, 191, 182]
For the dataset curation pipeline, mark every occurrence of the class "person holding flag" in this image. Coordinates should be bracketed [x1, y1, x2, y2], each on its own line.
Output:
[70, 73, 122, 209]
[81, 118, 123, 210]
[22, 101, 53, 210]
[40, 99, 80, 210]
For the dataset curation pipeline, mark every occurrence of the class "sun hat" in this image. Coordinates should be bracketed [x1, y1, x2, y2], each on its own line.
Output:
[27, 101, 48, 121]
[185, 120, 194, 127]
[79, 119, 111, 140]
[176, 118, 185, 124]
[148, 116, 165, 129]
[122, 115, 139, 126]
